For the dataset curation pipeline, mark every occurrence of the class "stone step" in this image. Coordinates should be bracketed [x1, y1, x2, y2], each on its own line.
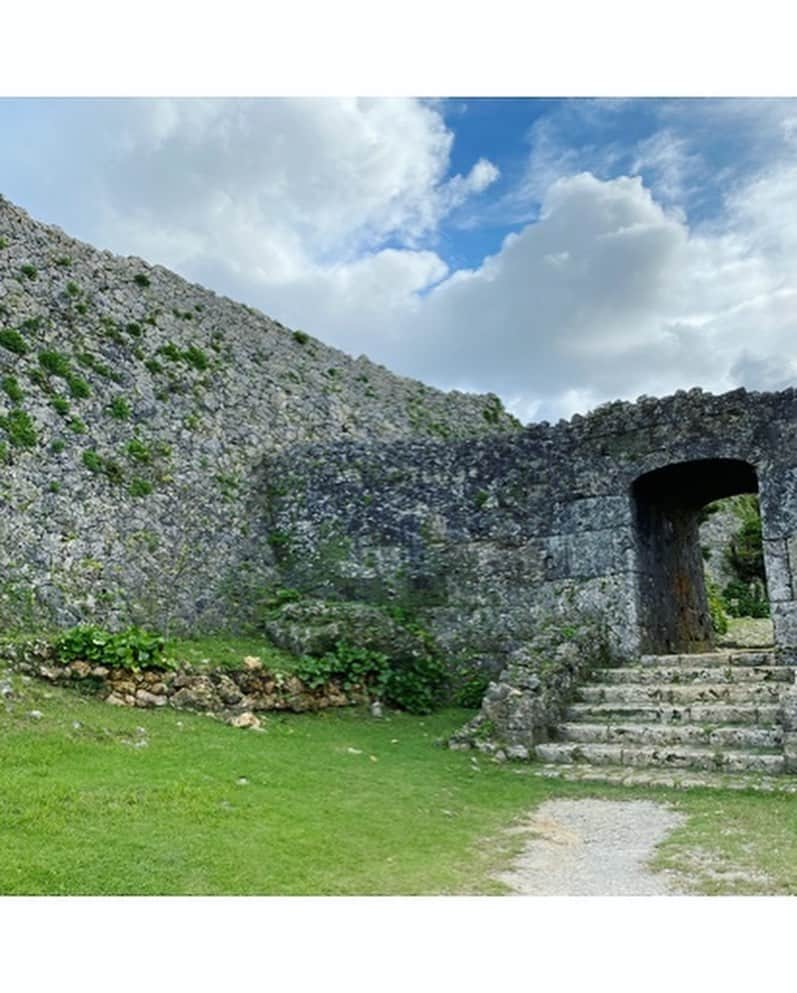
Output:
[534, 741, 785, 774]
[565, 701, 782, 725]
[591, 666, 794, 686]
[638, 650, 776, 667]
[555, 722, 784, 749]
[576, 682, 784, 706]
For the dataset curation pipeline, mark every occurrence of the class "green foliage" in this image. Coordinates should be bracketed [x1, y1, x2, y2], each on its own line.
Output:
[0, 409, 37, 448]
[0, 237, 6, 249]
[55, 625, 170, 671]
[126, 437, 152, 463]
[450, 661, 492, 708]
[66, 374, 91, 399]
[48, 481, 62, 493]
[725, 495, 766, 586]
[55, 255, 72, 267]
[294, 641, 391, 697]
[157, 342, 209, 370]
[144, 358, 163, 375]
[68, 417, 87, 434]
[133, 273, 151, 288]
[51, 396, 70, 416]
[384, 655, 449, 714]
[722, 579, 770, 618]
[1, 375, 24, 403]
[129, 477, 153, 498]
[125, 322, 142, 337]
[82, 449, 105, 473]
[20, 263, 37, 280]
[292, 330, 310, 345]
[39, 350, 72, 377]
[50, 439, 66, 454]
[482, 395, 504, 424]
[0, 328, 28, 355]
[65, 281, 81, 298]
[20, 316, 43, 332]
[706, 578, 729, 634]
[183, 346, 208, 371]
[109, 396, 132, 420]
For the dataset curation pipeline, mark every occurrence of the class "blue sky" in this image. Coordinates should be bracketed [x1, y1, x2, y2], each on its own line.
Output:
[2, 96, 797, 421]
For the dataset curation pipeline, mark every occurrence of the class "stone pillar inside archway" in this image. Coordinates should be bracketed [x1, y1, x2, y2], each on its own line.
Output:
[632, 458, 760, 655]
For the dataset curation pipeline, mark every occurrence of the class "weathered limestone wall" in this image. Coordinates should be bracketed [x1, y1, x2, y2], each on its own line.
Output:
[266, 388, 797, 667]
[0, 197, 518, 633]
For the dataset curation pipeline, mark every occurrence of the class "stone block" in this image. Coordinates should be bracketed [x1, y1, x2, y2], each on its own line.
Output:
[763, 538, 792, 602]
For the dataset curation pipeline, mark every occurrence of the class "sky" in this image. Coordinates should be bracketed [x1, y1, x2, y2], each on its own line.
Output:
[2, 95, 797, 423]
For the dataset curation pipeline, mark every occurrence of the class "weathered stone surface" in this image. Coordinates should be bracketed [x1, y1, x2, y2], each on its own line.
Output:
[0, 196, 517, 636]
[265, 600, 428, 661]
[228, 711, 261, 729]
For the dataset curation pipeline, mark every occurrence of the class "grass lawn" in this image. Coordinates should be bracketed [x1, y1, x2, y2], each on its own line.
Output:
[2, 663, 797, 895]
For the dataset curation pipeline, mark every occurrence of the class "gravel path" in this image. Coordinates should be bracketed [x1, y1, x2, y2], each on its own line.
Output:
[495, 799, 686, 895]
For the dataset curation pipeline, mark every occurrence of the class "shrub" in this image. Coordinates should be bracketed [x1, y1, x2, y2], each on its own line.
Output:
[183, 346, 208, 371]
[292, 330, 309, 345]
[109, 396, 131, 420]
[1, 376, 24, 403]
[39, 350, 72, 377]
[0, 329, 28, 355]
[20, 264, 37, 280]
[55, 625, 169, 670]
[294, 642, 390, 697]
[133, 273, 151, 288]
[82, 449, 104, 473]
[0, 409, 37, 448]
[129, 477, 153, 497]
[384, 655, 449, 714]
[66, 281, 80, 297]
[706, 578, 729, 634]
[126, 437, 151, 463]
[66, 375, 91, 399]
[50, 439, 66, 454]
[51, 396, 70, 416]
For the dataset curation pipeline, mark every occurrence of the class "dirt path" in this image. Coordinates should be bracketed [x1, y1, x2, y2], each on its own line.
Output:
[495, 799, 686, 896]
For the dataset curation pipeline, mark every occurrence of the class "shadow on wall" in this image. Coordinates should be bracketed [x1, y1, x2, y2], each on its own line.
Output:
[632, 458, 763, 655]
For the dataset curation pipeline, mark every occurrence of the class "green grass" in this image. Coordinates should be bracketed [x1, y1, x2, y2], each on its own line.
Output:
[164, 633, 302, 672]
[2, 662, 796, 896]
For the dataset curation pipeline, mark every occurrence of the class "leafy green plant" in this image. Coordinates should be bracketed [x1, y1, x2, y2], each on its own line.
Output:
[51, 396, 70, 416]
[50, 439, 66, 454]
[66, 374, 90, 399]
[55, 625, 170, 670]
[183, 346, 208, 371]
[0, 409, 37, 448]
[0, 329, 28, 355]
[82, 449, 105, 473]
[294, 641, 391, 697]
[126, 437, 152, 463]
[109, 396, 132, 420]
[20, 264, 37, 280]
[133, 273, 151, 288]
[39, 350, 72, 377]
[66, 281, 80, 298]
[129, 477, 153, 497]
[384, 655, 449, 714]
[1, 375, 24, 403]
[292, 330, 310, 345]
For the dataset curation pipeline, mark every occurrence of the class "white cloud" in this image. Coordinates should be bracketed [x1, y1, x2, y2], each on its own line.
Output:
[5, 97, 797, 424]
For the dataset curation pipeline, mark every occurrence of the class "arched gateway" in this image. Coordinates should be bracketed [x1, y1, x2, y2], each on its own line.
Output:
[267, 386, 797, 775]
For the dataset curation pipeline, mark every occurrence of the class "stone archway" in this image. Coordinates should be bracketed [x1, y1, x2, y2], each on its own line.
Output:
[632, 458, 762, 655]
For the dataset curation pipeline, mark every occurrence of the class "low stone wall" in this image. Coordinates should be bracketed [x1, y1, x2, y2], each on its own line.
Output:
[0, 640, 366, 726]
[448, 616, 618, 760]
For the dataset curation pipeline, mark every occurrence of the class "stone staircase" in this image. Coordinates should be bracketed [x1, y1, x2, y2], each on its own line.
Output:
[535, 649, 795, 775]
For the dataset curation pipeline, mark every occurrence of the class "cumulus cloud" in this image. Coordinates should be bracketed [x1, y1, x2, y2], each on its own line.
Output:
[3, 97, 797, 423]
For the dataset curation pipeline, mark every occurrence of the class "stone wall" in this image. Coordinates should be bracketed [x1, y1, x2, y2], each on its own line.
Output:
[0, 197, 519, 634]
[266, 388, 797, 669]
[0, 639, 366, 723]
